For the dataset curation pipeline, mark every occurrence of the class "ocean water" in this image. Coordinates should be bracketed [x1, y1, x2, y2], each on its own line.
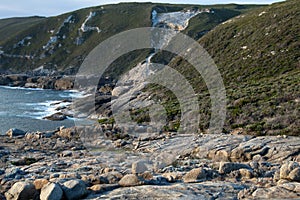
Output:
[0, 86, 83, 134]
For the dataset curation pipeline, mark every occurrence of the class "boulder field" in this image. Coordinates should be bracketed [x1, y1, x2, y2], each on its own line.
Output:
[0, 125, 299, 199]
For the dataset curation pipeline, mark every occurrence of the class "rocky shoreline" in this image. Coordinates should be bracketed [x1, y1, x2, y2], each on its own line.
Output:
[0, 125, 299, 199]
[0, 74, 75, 90]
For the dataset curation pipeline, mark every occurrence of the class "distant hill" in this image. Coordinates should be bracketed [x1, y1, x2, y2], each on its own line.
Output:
[0, 2, 261, 74]
[0, 16, 45, 42]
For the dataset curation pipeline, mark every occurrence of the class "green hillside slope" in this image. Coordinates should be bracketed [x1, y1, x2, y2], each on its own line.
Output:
[0, 3, 261, 74]
[163, 0, 299, 135]
[0, 16, 45, 42]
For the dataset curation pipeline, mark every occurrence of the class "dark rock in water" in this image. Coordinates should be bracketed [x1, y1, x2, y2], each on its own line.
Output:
[43, 113, 67, 121]
[6, 128, 26, 138]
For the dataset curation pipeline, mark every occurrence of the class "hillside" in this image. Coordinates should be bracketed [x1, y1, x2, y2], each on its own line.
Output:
[161, 0, 299, 135]
[0, 16, 45, 42]
[0, 3, 261, 74]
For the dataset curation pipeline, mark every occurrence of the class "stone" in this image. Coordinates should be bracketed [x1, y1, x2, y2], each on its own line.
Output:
[183, 168, 207, 183]
[141, 171, 154, 180]
[34, 179, 49, 190]
[6, 128, 26, 138]
[56, 127, 76, 139]
[219, 162, 251, 174]
[239, 168, 254, 179]
[62, 179, 87, 200]
[132, 161, 148, 174]
[40, 183, 63, 200]
[89, 184, 120, 194]
[280, 161, 300, 181]
[5, 182, 37, 200]
[43, 113, 67, 121]
[101, 171, 124, 184]
[25, 132, 41, 140]
[60, 150, 73, 157]
[118, 174, 144, 187]
[162, 172, 183, 183]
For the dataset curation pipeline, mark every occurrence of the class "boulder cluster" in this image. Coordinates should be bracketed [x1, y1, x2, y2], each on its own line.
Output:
[0, 126, 299, 199]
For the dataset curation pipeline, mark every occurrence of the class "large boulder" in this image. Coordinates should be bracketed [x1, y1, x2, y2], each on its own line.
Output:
[5, 182, 37, 200]
[6, 128, 26, 138]
[40, 183, 63, 200]
[118, 174, 144, 187]
[61, 179, 87, 200]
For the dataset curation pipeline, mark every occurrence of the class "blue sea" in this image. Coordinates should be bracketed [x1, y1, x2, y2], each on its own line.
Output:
[0, 86, 83, 134]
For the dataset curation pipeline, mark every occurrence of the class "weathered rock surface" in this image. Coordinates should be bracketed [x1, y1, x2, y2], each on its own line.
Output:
[5, 182, 36, 200]
[219, 162, 251, 174]
[132, 161, 148, 174]
[280, 161, 300, 181]
[0, 130, 299, 200]
[182, 168, 207, 183]
[40, 183, 63, 200]
[62, 179, 88, 200]
[118, 174, 144, 187]
[91, 182, 247, 199]
[34, 179, 49, 190]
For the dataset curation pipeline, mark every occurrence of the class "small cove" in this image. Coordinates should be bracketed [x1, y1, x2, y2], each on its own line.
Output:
[0, 86, 82, 134]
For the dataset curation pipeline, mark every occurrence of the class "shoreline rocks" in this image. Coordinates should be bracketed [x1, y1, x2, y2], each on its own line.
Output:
[0, 74, 75, 91]
[0, 127, 299, 199]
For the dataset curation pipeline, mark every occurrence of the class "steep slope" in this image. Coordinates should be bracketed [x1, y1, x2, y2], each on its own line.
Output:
[165, 0, 299, 135]
[0, 3, 261, 74]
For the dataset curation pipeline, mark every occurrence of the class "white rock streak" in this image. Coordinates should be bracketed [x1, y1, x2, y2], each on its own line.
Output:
[80, 12, 101, 33]
[152, 9, 212, 31]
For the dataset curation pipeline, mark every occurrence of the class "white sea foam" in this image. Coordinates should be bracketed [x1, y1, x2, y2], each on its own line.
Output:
[0, 86, 43, 91]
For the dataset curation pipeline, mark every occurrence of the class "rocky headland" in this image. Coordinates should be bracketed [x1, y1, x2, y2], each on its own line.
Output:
[0, 125, 299, 199]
